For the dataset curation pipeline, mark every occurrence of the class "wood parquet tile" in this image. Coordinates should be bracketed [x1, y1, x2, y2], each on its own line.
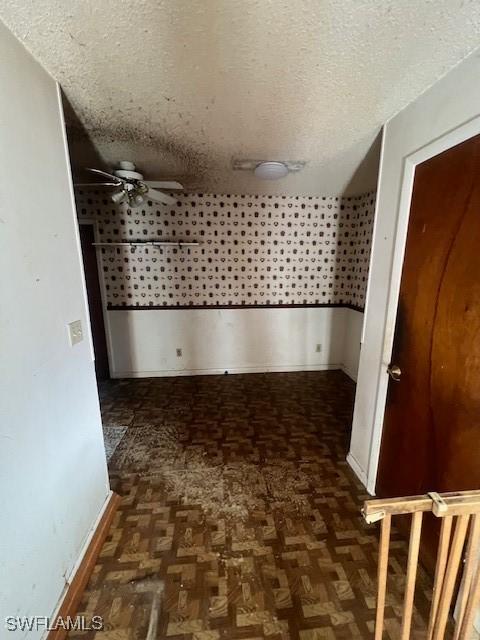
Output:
[68, 371, 439, 640]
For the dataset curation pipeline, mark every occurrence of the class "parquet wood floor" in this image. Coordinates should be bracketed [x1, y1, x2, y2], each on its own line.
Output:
[68, 371, 438, 640]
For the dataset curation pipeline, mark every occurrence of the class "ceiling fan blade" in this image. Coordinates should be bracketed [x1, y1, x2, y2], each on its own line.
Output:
[146, 187, 177, 205]
[86, 168, 123, 183]
[74, 182, 120, 188]
[144, 180, 184, 190]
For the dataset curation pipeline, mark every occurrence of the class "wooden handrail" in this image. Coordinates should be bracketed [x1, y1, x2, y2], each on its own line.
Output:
[363, 490, 480, 519]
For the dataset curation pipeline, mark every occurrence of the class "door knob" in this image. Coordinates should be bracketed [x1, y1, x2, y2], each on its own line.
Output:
[387, 364, 402, 381]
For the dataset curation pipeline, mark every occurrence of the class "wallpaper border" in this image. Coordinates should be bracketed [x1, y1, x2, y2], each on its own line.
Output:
[107, 302, 365, 312]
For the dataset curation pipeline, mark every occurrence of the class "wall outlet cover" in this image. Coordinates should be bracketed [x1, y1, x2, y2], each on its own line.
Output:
[68, 320, 83, 346]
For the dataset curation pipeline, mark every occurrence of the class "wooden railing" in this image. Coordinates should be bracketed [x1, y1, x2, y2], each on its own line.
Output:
[363, 490, 480, 639]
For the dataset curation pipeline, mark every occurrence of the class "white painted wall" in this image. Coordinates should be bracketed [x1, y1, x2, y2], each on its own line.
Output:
[348, 47, 480, 493]
[342, 309, 364, 382]
[0, 23, 110, 636]
[107, 307, 362, 379]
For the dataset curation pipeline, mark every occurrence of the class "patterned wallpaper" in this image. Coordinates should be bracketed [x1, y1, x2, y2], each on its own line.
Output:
[76, 191, 375, 310]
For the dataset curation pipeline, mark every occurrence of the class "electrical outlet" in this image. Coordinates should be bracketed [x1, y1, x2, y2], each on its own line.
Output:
[316, 343, 322, 353]
[68, 320, 83, 346]
[176, 348, 182, 357]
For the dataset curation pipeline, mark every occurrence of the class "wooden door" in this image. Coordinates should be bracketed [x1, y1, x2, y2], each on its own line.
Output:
[376, 134, 480, 563]
[79, 224, 110, 380]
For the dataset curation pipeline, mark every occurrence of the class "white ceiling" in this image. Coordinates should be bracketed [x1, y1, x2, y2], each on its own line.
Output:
[1, 1, 480, 195]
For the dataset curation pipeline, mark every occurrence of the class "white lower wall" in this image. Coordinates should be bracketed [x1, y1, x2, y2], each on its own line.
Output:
[342, 309, 364, 382]
[107, 307, 362, 378]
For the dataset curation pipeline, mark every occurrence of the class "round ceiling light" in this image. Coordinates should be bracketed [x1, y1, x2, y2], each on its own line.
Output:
[254, 161, 289, 180]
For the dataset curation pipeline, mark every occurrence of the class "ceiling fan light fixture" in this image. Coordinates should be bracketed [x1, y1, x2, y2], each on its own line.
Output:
[253, 161, 289, 180]
[131, 193, 145, 207]
[111, 189, 126, 204]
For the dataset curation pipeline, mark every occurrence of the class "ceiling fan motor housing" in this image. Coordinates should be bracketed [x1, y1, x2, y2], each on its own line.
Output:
[114, 161, 144, 181]
[114, 170, 144, 181]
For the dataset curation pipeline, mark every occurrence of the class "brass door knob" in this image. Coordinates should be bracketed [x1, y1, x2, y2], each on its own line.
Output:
[387, 364, 402, 381]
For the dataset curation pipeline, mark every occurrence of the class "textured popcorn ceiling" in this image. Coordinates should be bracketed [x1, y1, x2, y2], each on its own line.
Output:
[1, 1, 480, 195]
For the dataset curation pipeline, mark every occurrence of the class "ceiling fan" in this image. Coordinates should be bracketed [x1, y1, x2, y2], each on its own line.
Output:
[75, 161, 183, 207]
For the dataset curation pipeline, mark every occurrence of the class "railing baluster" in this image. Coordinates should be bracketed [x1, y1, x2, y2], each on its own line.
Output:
[375, 514, 392, 640]
[432, 515, 470, 640]
[427, 515, 453, 639]
[454, 513, 480, 639]
[457, 560, 480, 640]
[400, 511, 423, 640]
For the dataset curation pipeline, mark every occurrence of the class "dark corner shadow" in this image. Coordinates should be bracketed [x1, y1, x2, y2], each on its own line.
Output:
[61, 91, 108, 181]
[343, 130, 382, 197]
[334, 130, 382, 381]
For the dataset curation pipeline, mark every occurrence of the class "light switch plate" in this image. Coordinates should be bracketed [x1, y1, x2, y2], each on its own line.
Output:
[68, 320, 83, 346]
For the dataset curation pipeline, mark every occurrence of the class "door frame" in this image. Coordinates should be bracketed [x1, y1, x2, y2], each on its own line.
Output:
[364, 113, 480, 495]
[78, 219, 115, 377]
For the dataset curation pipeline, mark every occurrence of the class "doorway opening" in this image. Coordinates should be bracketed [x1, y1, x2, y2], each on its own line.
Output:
[79, 221, 110, 381]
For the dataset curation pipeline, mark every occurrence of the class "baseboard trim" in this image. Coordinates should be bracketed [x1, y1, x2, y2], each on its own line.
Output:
[111, 364, 361, 380]
[341, 364, 358, 382]
[111, 363, 344, 378]
[47, 491, 121, 640]
[346, 452, 370, 491]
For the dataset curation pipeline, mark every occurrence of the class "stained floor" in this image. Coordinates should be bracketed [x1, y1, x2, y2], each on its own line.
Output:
[69, 371, 436, 639]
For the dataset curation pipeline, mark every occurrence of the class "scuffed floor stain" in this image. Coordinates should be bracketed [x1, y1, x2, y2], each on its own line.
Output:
[68, 371, 441, 639]
[103, 424, 128, 463]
